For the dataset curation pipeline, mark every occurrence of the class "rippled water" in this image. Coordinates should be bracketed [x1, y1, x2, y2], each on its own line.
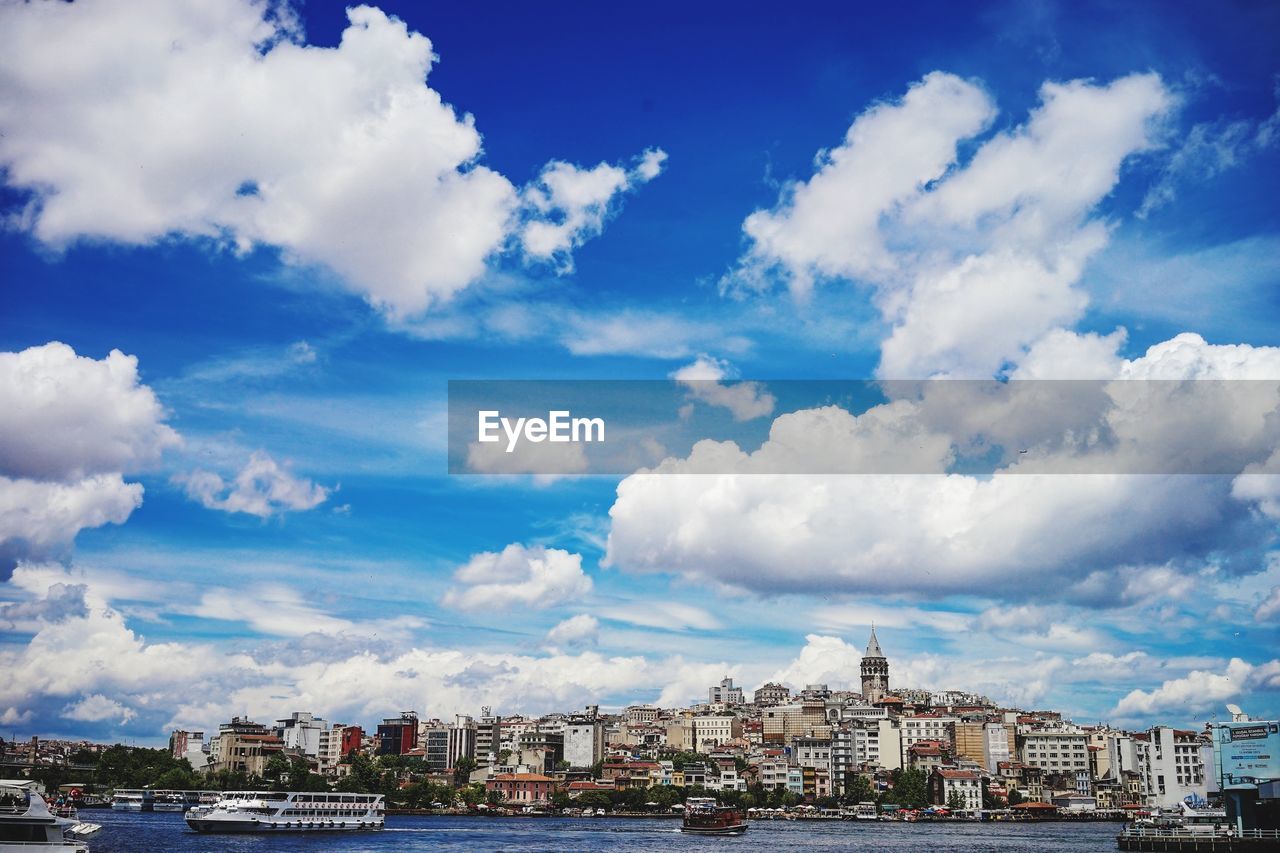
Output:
[84, 809, 1123, 851]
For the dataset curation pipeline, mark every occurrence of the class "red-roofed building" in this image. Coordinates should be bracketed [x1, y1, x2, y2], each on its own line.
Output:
[929, 768, 983, 811]
[487, 773, 558, 804]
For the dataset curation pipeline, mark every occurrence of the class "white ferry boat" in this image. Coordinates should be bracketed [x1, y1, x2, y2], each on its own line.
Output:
[0, 780, 100, 852]
[185, 791, 384, 833]
[109, 790, 145, 811]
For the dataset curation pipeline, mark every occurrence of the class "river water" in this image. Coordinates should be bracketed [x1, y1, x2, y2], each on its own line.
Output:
[84, 809, 1122, 851]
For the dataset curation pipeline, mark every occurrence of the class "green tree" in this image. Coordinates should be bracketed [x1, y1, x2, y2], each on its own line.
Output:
[486, 788, 505, 805]
[843, 774, 876, 805]
[582, 791, 613, 811]
[452, 756, 478, 786]
[1007, 788, 1025, 806]
[947, 790, 967, 812]
[892, 768, 928, 808]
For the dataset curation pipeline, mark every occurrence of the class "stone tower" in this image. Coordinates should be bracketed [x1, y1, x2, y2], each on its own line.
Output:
[860, 626, 889, 703]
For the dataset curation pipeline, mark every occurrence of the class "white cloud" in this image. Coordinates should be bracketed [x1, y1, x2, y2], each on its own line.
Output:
[175, 451, 329, 517]
[192, 585, 355, 637]
[606, 331, 1280, 599]
[733, 71, 1173, 378]
[597, 601, 721, 632]
[1113, 657, 1267, 717]
[0, 475, 143, 566]
[671, 355, 775, 421]
[0, 2, 659, 318]
[559, 310, 742, 359]
[766, 634, 864, 689]
[521, 150, 666, 267]
[0, 342, 180, 566]
[1255, 587, 1280, 622]
[0, 707, 32, 726]
[0, 342, 180, 481]
[62, 694, 136, 725]
[734, 72, 996, 296]
[1139, 84, 1280, 217]
[545, 614, 599, 648]
[441, 544, 592, 612]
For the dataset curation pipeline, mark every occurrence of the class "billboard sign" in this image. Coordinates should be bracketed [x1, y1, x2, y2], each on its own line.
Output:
[1216, 721, 1280, 785]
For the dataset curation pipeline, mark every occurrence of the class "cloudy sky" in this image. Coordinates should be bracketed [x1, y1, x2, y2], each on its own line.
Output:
[2, 0, 1279, 743]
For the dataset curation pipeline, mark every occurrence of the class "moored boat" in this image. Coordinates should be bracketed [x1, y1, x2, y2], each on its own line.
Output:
[185, 791, 384, 833]
[681, 797, 747, 836]
[0, 779, 98, 852]
[109, 790, 147, 812]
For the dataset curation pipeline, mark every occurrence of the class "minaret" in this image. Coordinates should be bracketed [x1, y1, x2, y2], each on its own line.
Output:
[860, 625, 889, 703]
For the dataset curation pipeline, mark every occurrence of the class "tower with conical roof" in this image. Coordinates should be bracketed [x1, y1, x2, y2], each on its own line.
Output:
[860, 626, 889, 703]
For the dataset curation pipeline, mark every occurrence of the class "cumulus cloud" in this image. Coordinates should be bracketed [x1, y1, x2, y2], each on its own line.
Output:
[766, 634, 864, 688]
[606, 333, 1280, 599]
[521, 150, 667, 268]
[0, 343, 177, 568]
[732, 71, 1173, 378]
[62, 694, 136, 725]
[671, 355, 775, 421]
[0, 342, 180, 480]
[175, 451, 328, 518]
[545, 614, 600, 648]
[0, 567, 727, 734]
[0, 581, 87, 628]
[1113, 657, 1270, 717]
[441, 544, 592, 611]
[733, 71, 996, 296]
[0, 1, 660, 318]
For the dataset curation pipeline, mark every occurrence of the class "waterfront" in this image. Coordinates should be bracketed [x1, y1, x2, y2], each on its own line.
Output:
[85, 809, 1122, 851]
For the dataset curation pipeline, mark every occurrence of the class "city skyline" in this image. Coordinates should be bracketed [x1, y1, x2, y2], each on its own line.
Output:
[1, 0, 1280, 746]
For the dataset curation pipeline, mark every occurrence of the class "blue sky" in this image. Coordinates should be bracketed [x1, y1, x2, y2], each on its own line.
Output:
[1, 0, 1279, 744]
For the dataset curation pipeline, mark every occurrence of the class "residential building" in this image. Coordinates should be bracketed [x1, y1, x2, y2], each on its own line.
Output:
[1145, 726, 1207, 808]
[709, 676, 745, 706]
[930, 769, 983, 811]
[692, 715, 741, 751]
[1020, 730, 1089, 776]
[761, 701, 829, 745]
[448, 715, 477, 768]
[954, 720, 1014, 773]
[276, 711, 326, 758]
[563, 719, 605, 769]
[753, 683, 791, 707]
[376, 712, 419, 756]
[213, 717, 283, 777]
[475, 712, 501, 768]
[486, 773, 557, 804]
[900, 714, 957, 765]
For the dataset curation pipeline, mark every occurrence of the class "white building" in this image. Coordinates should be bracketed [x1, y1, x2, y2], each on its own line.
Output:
[276, 711, 326, 758]
[709, 677, 745, 706]
[900, 714, 956, 765]
[448, 715, 477, 767]
[794, 736, 832, 772]
[1145, 726, 1207, 808]
[933, 769, 983, 811]
[563, 720, 605, 769]
[693, 715, 741, 750]
[1020, 730, 1089, 776]
[757, 759, 790, 791]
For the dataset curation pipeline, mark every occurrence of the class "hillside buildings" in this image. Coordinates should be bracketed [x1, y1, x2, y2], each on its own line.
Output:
[165, 628, 1223, 813]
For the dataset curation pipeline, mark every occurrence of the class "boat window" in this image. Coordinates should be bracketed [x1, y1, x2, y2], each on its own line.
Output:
[0, 825, 52, 842]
